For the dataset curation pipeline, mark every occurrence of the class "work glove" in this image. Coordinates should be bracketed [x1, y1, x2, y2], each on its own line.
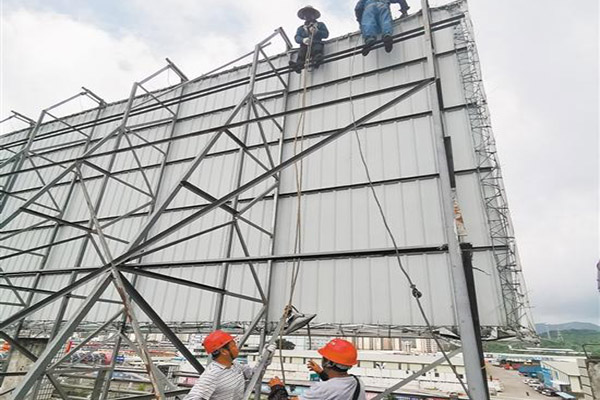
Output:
[264, 344, 277, 365]
[308, 24, 318, 34]
[302, 37, 311, 45]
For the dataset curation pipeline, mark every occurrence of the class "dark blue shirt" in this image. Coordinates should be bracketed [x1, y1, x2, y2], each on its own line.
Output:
[294, 21, 329, 45]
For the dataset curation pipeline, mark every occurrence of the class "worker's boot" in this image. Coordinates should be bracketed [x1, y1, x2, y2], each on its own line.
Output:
[400, 5, 410, 18]
[361, 40, 375, 56]
[288, 60, 303, 74]
[383, 35, 394, 53]
[312, 53, 324, 69]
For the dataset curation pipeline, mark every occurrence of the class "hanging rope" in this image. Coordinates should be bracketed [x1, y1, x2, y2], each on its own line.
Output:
[274, 28, 316, 385]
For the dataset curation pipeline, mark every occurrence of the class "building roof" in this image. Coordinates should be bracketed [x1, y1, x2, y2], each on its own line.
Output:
[273, 349, 464, 366]
[542, 360, 581, 376]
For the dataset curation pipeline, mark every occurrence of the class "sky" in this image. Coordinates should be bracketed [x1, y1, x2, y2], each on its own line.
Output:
[0, 0, 598, 326]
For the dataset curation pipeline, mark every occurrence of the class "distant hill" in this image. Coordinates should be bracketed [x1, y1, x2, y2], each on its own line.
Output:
[536, 322, 600, 334]
[483, 327, 600, 356]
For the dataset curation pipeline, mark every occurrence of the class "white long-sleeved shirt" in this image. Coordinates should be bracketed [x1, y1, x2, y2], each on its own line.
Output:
[184, 361, 254, 400]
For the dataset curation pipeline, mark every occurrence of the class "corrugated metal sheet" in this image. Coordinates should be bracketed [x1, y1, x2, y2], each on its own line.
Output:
[0, 0, 530, 334]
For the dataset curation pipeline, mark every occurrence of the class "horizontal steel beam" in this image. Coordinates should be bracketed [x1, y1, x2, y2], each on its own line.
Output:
[21, 208, 129, 244]
[114, 389, 190, 400]
[0, 264, 111, 330]
[1, 109, 436, 198]
[0, 244, 509, 279]
[0, 283, 122, 305]
[119, 266, 264, 303]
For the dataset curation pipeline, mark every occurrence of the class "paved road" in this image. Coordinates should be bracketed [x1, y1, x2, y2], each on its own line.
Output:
[486, 364, 548, 400]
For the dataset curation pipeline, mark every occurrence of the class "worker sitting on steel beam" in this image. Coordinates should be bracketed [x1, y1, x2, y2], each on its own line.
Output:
[184, 330, 272, 400]
[355, 0, 410, 56]
[289, 5, 330, 74]
[267, 338, 367, 400]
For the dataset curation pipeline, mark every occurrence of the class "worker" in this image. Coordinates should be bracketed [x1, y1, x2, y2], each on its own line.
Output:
[184, 330, 265, 400]
[289, 6, 329, 74]
[355, 0, 410, 56]
[267, 338, 366, 400]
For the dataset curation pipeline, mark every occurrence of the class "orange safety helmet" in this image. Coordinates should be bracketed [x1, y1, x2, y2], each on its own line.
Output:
[203, 330, 234, 354]
[318, 338, 358, 366]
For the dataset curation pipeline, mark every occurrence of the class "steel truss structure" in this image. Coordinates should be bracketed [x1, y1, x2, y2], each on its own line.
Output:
[0, 1, 533, 399]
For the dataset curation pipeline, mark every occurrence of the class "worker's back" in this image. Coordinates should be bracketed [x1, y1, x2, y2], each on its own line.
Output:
[300, 375, 367, 400]
[184, 361, 249, 400]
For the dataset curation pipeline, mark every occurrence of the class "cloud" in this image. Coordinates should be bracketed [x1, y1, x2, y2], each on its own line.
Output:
[0, 1, 361, 127]
[124, 0, 360, 77]
[0, 8, 165, 128]
[469, 0, 599, 324]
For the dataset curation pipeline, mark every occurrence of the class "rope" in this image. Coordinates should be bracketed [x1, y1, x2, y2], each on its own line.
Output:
[275, 28, 316, 385]
[346, 35, 471, 397]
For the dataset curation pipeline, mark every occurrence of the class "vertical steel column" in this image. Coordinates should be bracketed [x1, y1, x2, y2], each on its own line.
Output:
[0, 105, 105, 396]
[0, 117, 35, 390]
[252, 31, 292, 400]
[0, 113, 42, 215]
[0, 91, 101, 216]
[38, 79, 163, 398]
[213, 43, 263, 329]
[461, 243, 489, 393]
[36, 88, 136, 400]
[99, 74, 189, 400]
[259, 32, 294, 361]
[90, 369, 108, 399]
[47, 86, 135, 341]
[420, 1, 489, 399]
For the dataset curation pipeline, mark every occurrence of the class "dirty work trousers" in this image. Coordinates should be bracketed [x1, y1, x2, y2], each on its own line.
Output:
[294, 42, 325, 66]
[361, 2, 393, 44]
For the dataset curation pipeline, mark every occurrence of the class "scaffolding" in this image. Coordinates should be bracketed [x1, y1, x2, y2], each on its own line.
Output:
[0, 1, 533, 399]
[452, 8, 535, 336]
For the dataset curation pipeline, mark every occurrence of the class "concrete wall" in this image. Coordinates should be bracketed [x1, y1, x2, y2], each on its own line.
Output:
[578, 358, 600, 400]
[0, 338, 48, 397]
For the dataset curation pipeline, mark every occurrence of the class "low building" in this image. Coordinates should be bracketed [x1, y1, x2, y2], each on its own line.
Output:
[247, 349, 480, 397]
[541, 360, 582, 394]
[415, 338, 439, 354]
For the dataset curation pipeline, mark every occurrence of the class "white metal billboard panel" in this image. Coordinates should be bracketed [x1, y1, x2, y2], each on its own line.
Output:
[0, 0, 533, 336]
[267, 255, 457, 327]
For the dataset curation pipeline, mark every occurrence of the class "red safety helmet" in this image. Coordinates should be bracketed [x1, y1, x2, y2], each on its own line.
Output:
[203, 330, 234, 354]
[318, 338, 358, 366]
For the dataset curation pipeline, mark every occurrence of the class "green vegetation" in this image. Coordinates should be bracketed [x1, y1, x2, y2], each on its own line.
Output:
[483, 330, 600, 356]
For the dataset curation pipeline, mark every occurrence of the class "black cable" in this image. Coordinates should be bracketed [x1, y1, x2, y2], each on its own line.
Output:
[345, 34, 471, 397]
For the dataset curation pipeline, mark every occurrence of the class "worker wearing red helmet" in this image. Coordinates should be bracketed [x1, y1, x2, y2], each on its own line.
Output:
[184, 330, 264, 400]
[268, 338, 366, 400]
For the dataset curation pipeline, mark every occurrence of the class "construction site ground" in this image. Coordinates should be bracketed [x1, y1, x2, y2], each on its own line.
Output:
[487, 365, 548, 400]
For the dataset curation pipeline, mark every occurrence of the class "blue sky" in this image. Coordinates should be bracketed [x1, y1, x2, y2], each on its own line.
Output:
[1, 0, 598, 326]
